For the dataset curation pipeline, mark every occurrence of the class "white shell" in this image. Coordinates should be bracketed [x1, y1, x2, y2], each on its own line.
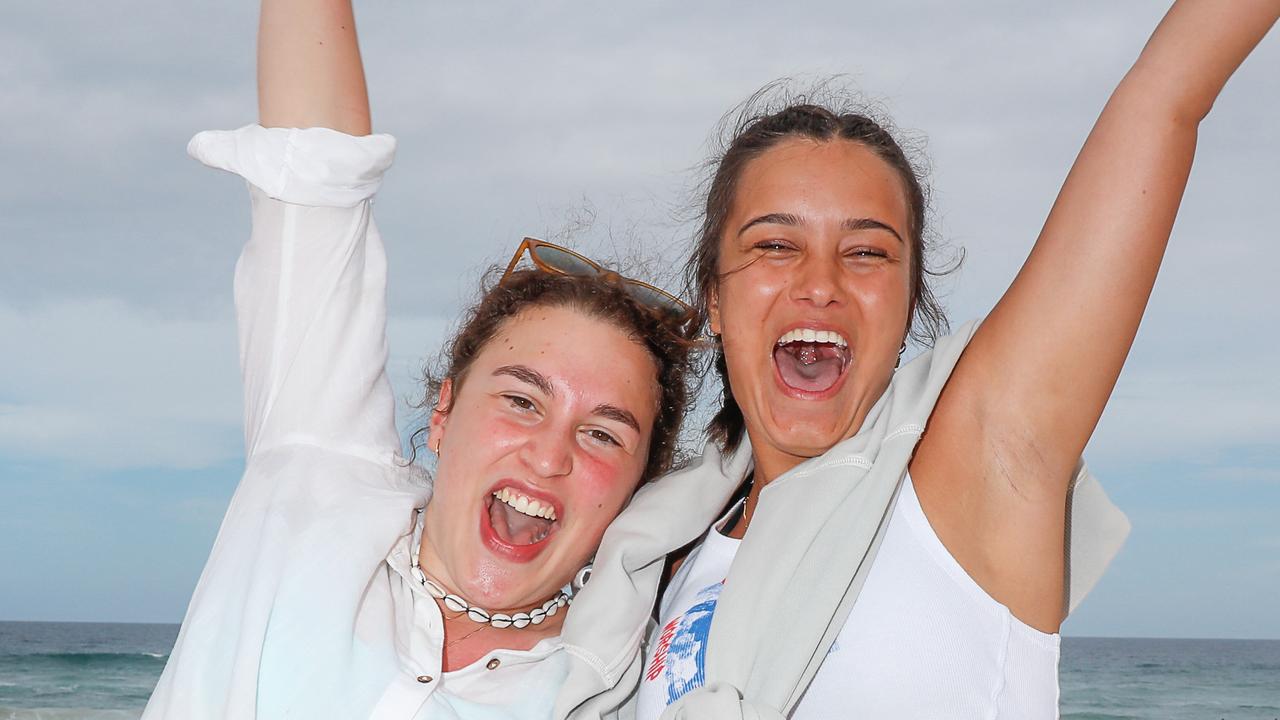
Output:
[529, 608, 547, 625]
[489, 614, 513, 629]
[511, 613, 532, 629]
[443, 595, 468, 613]
[423, 579, 447, 599]
[573, 565, 593, 591]
[466, 607, 491, 623]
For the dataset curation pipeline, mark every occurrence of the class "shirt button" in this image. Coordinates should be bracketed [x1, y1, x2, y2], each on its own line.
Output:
[486, 658, 501, 670]
[416, 675, 433, 684]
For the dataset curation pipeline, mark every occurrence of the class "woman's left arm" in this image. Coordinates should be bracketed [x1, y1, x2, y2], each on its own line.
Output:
[932, 1, 1278, 487]
[912, 0, 1277, 629]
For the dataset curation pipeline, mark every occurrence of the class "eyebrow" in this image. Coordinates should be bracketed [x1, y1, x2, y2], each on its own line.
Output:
[493, 365, 555, 396]
[843, 217, 904, 244]
[592, 403, 641, 433]
[737, 212, 904, 244]
[737, 212, 801, 236]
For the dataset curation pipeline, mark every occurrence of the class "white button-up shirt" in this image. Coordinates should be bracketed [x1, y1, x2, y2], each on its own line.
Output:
[142, 124, 565, 720]
[379, 509, 567, 719]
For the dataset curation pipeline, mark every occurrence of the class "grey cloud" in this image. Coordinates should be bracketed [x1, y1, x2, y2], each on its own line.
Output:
[4, 0, 1278, 485]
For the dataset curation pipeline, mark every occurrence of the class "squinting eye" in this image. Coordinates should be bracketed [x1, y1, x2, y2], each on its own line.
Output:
[849, 248, 888, 258]
[754, 240, 794, 252]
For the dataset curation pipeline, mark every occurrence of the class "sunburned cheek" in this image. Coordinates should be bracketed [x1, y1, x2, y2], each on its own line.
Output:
[573, 457, 633, 515]
[480, 417, 534, 448]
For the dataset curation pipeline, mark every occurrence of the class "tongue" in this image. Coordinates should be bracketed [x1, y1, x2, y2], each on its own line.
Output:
[489, 499, 554, 546]
[774, 342, 845, 393]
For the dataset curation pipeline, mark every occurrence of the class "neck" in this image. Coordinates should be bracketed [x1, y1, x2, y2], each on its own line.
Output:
[415, 529, 568, 671]
[728, 385, 891, 538]
[440, 604, 563, 671]
[723, 431, 812, 539]
[724, 464, 773, 540]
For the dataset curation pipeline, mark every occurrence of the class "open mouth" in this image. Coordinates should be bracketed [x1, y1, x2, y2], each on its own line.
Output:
[773, 328, 852, 394]
[484, 487, 559, 551]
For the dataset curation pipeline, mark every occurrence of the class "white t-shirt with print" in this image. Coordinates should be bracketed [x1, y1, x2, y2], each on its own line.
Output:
[636, 474, 1061, 719]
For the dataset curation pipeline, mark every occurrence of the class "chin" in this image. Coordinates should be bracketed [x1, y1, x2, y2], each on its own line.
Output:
[465, 556, 549, 609]
[769, 429, 845, 459]
[764, 402, 857, 454]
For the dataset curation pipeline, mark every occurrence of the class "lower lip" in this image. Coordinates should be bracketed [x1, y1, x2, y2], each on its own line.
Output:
[478, 497, 556, 564]
[771, 349, 852, 401]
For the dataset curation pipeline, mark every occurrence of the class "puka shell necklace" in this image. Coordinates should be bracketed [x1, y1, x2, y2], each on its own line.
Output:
[410, 555, 570, 629]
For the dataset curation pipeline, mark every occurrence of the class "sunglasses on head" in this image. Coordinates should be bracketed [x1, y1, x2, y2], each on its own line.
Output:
[501, 237, 695, 328]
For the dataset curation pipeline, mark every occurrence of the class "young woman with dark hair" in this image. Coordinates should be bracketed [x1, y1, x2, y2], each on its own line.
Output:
[637, 1, 1279, 718]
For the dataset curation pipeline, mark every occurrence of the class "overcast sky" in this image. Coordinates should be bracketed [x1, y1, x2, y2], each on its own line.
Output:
[2, 0, 1277, 639]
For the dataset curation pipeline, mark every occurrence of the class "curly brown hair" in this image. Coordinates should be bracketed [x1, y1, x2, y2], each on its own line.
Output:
[411, 267, 696, 482]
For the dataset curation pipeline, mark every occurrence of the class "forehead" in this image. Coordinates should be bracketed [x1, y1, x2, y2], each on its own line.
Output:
[470, 304, 660, 408]
[730, 138, 911, 232]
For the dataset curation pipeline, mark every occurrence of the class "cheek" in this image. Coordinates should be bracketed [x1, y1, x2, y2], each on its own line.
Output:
[717, 268, 785, 342]
[467, 404, 543, 450]
[571, 453, 640, 519]
[436, 415, 525, 492]
[852, 278, 909, 322]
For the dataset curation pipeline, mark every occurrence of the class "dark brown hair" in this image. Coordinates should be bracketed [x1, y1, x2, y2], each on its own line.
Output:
[687, 89, 954, 452]
[412, 267, 695, 481]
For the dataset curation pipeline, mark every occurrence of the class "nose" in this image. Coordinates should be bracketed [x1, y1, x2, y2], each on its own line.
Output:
[789, 250, 845, 308]
[519, 425, 574, 479]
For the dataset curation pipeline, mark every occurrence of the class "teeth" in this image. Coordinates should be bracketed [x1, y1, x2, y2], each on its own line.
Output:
[776, 328, 848, 347]
[493, 489, 557, 522]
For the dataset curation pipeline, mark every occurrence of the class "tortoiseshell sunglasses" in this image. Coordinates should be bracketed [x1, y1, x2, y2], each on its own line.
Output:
[502, 237, 694, 327]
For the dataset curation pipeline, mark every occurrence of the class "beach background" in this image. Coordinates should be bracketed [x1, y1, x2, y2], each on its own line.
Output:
[2, 622, 1277, 719]
[2, 0, 1278, 717]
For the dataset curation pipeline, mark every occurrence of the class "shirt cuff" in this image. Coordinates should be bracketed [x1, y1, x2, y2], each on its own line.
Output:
[188, 124, 397, 207]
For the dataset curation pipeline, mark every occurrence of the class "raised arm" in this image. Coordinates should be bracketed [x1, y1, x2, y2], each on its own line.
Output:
[258, 0, 371, 134]
[185, 0, 398, 459]
[913, 0, 1278, 630]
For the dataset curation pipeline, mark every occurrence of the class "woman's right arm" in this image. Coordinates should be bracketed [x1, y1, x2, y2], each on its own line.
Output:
[258, 0, 371, 134]
[143, 7, 400, 717]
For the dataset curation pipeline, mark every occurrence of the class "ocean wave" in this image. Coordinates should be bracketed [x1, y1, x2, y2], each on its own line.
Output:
[0, 708, 138, 720]
[0, 653, 166, 663]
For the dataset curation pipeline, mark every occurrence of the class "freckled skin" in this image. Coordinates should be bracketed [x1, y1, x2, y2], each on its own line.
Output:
[418, 306, 659, 641]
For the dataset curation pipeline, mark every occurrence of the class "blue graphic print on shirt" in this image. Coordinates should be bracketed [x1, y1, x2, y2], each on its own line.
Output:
[662, 581, 724, 705]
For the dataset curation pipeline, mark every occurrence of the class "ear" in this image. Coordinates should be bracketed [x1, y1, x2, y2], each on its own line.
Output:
[427, 378, 454, 454]
[707, 285, 722, 336]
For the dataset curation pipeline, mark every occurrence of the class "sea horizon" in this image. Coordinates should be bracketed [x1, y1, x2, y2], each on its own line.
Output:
[7, 617, 1277, 642]
[2, 621, 1277, 719]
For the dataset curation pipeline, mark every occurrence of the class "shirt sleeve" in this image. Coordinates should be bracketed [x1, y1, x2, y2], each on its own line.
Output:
[189, 124, 403, 461]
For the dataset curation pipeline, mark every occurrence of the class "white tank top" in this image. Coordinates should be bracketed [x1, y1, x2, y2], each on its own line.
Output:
[636, 474, 1061, 719]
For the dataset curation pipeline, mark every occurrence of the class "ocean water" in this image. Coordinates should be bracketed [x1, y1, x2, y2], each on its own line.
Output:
[0, 622, 175, 720]
[1, 622, 1276, 718]
[1060, 637, 1280, 719]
